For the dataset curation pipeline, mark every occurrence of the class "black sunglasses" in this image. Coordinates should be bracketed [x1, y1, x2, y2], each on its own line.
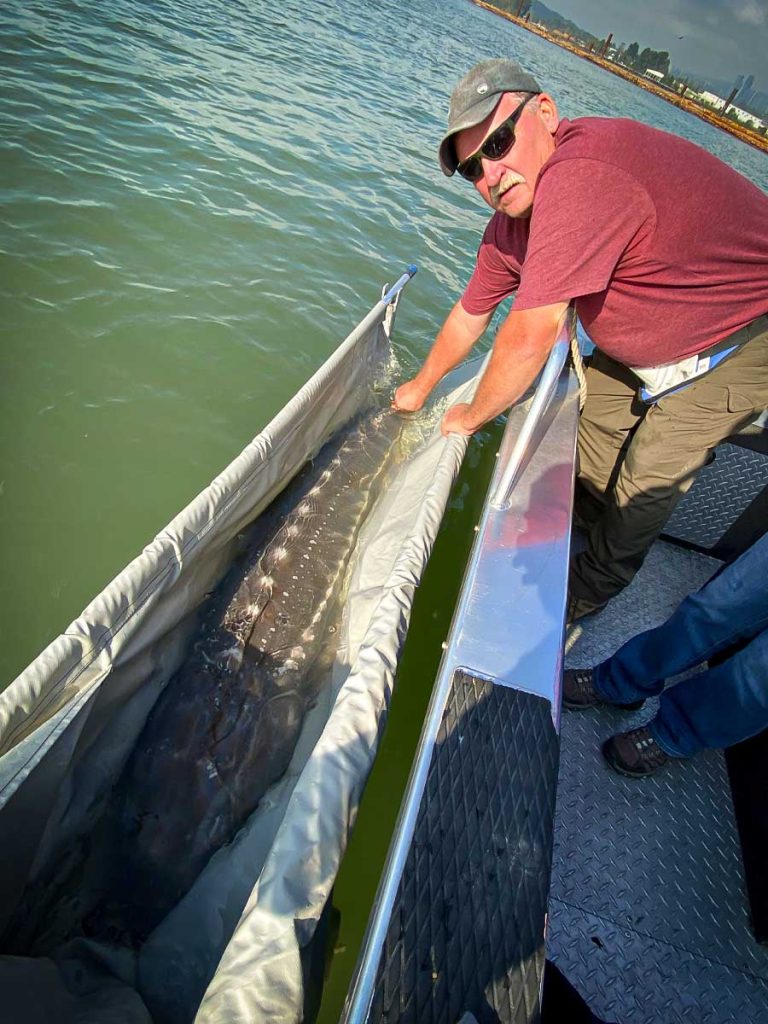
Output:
[455, 93, 538, 182]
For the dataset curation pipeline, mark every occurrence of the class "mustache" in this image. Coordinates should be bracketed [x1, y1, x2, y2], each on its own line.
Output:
[490, 171, 525, 205]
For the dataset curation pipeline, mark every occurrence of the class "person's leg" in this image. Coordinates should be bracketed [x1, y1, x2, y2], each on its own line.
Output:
[571, 318, 768, 609]
[649, 625, 768, 758]
[574, 350, 645, 527]
[594, 532, 768, 704]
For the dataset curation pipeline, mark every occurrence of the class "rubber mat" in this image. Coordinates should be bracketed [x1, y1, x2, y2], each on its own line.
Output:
[368, 672, 559, 1024]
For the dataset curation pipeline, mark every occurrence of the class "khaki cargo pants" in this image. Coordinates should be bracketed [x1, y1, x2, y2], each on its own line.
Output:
[570, 314, 768, 611]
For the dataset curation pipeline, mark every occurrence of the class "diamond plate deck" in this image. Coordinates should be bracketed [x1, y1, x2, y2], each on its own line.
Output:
[552, 541, 768, 1024]
[368, 673, 559, 1024]
[547, 901, 768, 1024]
[664, 443, 768, 549]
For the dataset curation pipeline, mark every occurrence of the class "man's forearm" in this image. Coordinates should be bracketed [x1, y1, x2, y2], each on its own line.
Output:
[414, 300, 494, 393]
[461, 303, 567, 431]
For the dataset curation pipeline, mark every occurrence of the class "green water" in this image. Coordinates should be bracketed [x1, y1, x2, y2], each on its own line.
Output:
[315, 423, 503, 1020]
[2, 0, 767, 1015]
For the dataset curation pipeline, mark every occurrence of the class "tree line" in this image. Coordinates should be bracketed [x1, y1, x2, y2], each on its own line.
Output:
[620, 42, 671, 77]
[491, 0, 534, 18]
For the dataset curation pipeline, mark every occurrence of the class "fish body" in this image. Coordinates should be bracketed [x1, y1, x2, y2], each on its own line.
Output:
[95, 406, 404, 938]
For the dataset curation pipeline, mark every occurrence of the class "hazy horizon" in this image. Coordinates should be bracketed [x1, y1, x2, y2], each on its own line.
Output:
[547, 0, 767, 87]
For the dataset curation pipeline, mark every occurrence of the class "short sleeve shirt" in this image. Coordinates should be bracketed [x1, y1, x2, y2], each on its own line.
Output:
[461, 117, 768, 367]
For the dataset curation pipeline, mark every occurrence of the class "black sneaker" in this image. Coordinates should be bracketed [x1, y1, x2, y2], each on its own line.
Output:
[602, 726, 672, 778]
[563, 668, 645, 711]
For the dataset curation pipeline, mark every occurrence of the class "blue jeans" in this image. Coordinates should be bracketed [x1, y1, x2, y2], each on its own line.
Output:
[593, 532, 768, 758]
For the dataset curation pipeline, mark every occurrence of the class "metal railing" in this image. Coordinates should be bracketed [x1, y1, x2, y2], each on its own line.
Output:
[341, 327, 580, 1023]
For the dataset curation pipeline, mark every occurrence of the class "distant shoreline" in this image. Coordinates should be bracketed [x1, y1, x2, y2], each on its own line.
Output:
[472, 0, 768, 155]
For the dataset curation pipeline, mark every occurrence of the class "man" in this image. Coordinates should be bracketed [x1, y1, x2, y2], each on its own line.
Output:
[562, 531, 768, 777]
[393, 59, 768, 619]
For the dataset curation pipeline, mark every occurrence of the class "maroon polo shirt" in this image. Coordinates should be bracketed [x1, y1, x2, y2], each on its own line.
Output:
[461, 117, 768, 367]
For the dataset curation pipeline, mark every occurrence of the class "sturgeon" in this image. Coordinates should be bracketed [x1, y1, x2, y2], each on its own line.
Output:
[20, 404, 404, 950]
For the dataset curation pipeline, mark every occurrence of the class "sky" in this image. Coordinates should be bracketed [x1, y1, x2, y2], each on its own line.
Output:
[550, 0, 768, 86]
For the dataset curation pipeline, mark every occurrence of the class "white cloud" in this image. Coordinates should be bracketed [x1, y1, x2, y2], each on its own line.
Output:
[736, 1, 767, 27]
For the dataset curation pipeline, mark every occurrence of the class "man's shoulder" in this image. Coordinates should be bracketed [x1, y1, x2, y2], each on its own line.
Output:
[549, 116, 756, 203]
[556, 115, 671, 145]
[552, 116, 702, 167]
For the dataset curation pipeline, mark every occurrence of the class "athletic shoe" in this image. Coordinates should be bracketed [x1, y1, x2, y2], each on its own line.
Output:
[563, 668, 645, 711]
[602, 726, 671, 778]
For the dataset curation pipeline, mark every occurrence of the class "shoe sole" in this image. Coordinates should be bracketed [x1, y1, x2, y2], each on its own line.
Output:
[563, 697, 645, 712]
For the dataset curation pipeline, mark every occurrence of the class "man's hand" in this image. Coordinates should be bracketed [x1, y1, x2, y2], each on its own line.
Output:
[392, 378, 429, 413]
[441, 402, 476, 437]
[391, 303, 495, 414]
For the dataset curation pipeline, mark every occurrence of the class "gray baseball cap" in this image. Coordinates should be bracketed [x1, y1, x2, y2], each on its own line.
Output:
[438, 59, 541, 176]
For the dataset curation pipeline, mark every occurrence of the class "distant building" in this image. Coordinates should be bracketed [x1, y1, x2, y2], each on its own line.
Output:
[737, 74, 755, 107]
[694, 90, 766, 131]
[643, 68, 665, 82]
[730, 107, 767, 130]
[699, 90, 725, 110]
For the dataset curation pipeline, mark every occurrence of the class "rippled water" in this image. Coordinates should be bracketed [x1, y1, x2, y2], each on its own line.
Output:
[2, 0, 767, 685]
